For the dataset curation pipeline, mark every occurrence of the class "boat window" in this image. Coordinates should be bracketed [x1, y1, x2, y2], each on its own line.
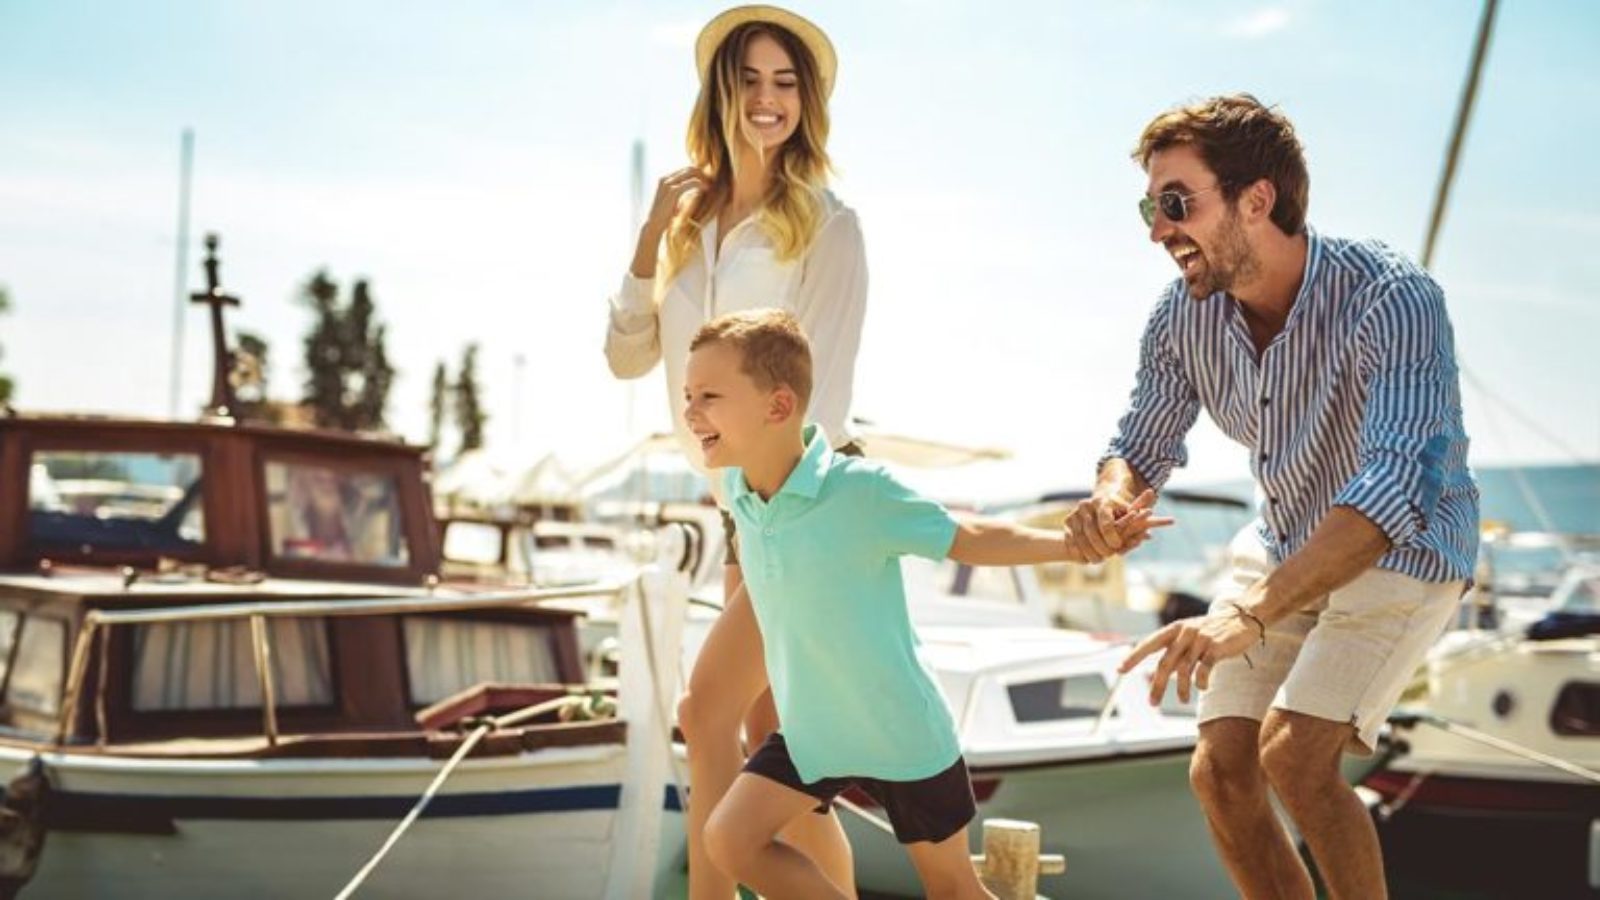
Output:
[129, 618, 334, 710]
[264, 461, 410, 567]
[442, 522, 504, 566]
[402, 617, 561, 705]
[0, 611, 19, 691]
[1007, 674, 1113, 724]
[1550, 681, 1600, 737]
[7, 616, 67, 718]
[27, 451, 204, 553]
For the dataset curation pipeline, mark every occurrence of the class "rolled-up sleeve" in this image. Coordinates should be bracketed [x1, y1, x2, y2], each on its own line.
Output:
[793, 209, 867, 445]
[1099, 287, 1200, 489]
[1333, 275, 1457, 547]
[603, 268, 663, 379]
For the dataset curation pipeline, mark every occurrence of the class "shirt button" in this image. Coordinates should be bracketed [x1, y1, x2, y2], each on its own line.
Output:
[763, 528, 775, 537]
[1260, 396, 1270, 406]
[1259, 451, 1270, 462]
[1269, 496, 1279, 505]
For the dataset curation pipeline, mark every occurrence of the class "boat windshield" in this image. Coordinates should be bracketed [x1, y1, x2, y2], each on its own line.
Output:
[1552, 566, 1600, 615]
[26, 450, 204, 554]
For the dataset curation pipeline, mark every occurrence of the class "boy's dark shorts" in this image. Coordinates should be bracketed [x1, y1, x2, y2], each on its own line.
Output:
[720, 441, 863, 568]
[743, 732, 976, 845]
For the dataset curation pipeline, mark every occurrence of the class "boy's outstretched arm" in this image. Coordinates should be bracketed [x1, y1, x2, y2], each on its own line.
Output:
[948, 492, 1172, 566]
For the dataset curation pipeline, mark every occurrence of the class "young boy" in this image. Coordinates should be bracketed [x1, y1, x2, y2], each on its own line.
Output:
[685, 310, 1167, 899]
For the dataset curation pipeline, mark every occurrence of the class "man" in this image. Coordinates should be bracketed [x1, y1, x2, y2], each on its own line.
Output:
[1068, 94, 1479, 899]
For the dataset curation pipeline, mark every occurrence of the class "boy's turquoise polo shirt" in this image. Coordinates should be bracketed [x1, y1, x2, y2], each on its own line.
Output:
[723, 424, 962, 783]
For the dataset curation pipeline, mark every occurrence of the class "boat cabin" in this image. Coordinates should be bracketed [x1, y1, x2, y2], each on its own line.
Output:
[0, 412, 605, 755]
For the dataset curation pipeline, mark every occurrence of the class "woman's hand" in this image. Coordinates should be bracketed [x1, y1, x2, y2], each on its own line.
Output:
[631, 167, 709, 278]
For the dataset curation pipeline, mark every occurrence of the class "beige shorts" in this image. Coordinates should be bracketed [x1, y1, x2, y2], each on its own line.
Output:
[1197, 528, 1464, 755]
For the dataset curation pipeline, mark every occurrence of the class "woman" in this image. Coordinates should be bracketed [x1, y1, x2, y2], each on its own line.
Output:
[603, 5, 866, 896]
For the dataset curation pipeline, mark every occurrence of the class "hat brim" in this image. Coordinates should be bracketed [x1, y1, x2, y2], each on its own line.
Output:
[695, 5, 836, 99]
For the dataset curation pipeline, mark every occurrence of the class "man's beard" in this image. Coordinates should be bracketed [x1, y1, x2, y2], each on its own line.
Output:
[1189, 208, 1261, 299]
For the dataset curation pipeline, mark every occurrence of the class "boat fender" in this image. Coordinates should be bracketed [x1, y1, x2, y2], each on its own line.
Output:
[0, 756, 49, 897]
[559, 690, 619, 722]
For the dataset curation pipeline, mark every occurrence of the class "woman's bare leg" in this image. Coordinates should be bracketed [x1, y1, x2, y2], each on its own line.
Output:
[678, 565, 777, 899]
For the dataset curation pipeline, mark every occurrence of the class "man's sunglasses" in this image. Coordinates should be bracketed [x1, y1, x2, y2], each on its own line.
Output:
[1139, 184, 1228, 227]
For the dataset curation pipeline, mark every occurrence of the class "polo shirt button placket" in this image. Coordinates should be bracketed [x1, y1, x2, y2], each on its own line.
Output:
[761, 517, 780, 579]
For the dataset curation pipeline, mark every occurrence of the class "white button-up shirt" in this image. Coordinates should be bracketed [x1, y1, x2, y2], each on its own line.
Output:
[605, 191, 867, 474]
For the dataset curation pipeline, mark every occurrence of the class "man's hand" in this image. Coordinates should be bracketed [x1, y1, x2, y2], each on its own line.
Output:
[1062, 489, 1171, 562]
[1117, 604, 1263, 705]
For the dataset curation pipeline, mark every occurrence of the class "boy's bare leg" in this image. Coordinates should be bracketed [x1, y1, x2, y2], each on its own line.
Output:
[744, 689, 857, 894]
[704, 773, 852, 900]
[903, 826, 995, 900]
[677, 565, 772, 900]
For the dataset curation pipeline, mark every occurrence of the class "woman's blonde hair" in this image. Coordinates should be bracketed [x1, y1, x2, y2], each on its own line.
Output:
[663, 22, 832, 280]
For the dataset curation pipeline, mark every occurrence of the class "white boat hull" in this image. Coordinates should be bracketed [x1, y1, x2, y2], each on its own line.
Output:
[3, 745, 686, 899]
[844, 747, 1236, 899]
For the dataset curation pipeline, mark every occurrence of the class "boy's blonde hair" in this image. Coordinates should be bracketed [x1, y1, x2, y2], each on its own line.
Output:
[690, 309, 813, 410]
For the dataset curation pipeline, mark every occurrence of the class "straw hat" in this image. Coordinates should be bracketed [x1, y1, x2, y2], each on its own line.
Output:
[694, 5, 837, 99]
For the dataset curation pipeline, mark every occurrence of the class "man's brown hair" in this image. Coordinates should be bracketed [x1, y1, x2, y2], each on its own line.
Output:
[690, 309, 814, 409]
[1133, 94, 1309, 236]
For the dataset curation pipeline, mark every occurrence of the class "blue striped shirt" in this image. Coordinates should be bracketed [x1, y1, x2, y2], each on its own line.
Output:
[1103, 228, 1479, 583]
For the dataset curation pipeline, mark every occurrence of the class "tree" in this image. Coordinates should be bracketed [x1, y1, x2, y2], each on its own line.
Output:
[301, 271, 345, 426]
[454, 344, 486, 452]
[0, 286, 14, 405]
[299, 271, 396, 432]
[428, 360, 449, 450]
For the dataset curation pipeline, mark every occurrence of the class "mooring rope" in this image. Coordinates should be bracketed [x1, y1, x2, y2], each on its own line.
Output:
[333, 693, 594, 899]
[1392, 709, 1600, 784]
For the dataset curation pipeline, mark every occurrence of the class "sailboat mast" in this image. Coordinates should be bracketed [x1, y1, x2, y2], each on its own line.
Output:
[168, 128, 195, 418]
[1421, 0, 1499, 271]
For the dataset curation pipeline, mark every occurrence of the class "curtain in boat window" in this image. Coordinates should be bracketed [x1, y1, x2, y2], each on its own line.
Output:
[402, 617, 560, 705]
[130, 618, 333, 710]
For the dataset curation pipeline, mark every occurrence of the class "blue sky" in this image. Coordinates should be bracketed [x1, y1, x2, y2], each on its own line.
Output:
[2, 0, 1596, 487]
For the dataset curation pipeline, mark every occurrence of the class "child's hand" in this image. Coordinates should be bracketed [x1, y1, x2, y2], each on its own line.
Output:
[1062, 490, 1173, 561]
[1114, 489, 1175, 547]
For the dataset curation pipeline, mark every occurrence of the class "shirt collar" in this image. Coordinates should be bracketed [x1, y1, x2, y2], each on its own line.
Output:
[726, 424, 833, 507]
[779, 424, 832, 500]
[1282, 225, 1323, 330]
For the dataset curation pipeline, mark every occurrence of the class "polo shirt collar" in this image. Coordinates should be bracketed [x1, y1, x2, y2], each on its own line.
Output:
[779, 424, 832, 501]
[727, 424, 833, 508]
